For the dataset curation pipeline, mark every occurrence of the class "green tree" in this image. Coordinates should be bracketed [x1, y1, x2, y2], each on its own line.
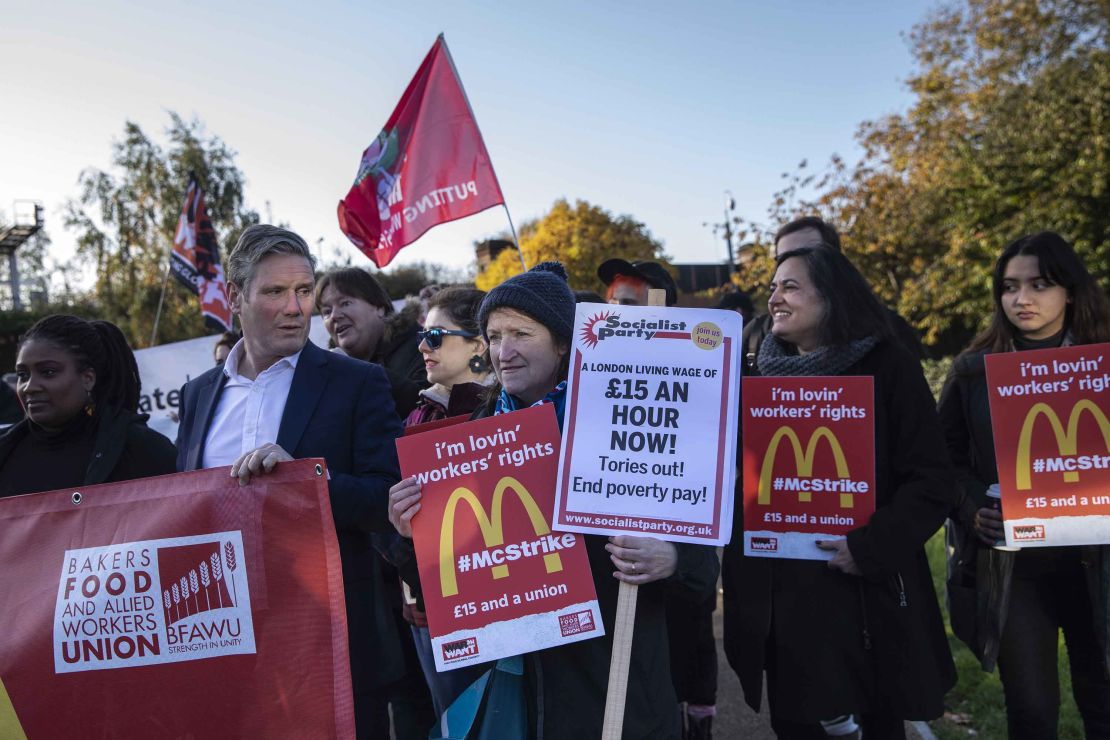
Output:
[65, 113, 259, 347]
[475, 199, 668, 293]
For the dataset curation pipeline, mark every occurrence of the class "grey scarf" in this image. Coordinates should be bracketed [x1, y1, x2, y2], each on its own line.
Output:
[757, 334, 879, 377]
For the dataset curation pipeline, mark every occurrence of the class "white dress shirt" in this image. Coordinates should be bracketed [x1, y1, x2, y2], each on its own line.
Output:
[201, 340, 302, 470]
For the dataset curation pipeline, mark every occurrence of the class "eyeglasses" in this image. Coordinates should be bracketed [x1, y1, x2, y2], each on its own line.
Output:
[417, 327, 478, 349]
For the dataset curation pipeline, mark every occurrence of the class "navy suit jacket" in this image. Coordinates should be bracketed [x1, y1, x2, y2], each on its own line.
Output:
[175, 339, 406, 693]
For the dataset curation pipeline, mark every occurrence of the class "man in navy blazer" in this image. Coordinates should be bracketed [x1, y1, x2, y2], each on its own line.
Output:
[175, 225, 406, 738]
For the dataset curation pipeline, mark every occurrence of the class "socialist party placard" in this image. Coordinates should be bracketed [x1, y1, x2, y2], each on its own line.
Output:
[554, 305, 741, 545]
[396, 404, 602, 673]
[742, 376, 876, 560]
[986, 343, 1110, 547]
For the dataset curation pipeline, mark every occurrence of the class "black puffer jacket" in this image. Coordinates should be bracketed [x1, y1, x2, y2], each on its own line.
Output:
[723, 340, 956, 721]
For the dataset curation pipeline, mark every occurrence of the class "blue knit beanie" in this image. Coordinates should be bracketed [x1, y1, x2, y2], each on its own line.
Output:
[478, 261, 576, 345]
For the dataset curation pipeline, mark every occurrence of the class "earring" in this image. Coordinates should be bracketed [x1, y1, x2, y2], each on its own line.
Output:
[84, 390, 95, 417]
[469, 355, 488, 374]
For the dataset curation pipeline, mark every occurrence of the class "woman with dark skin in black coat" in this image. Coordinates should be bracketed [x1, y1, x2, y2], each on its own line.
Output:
[0, 315, 176, 498]
[722, 246, 957, 740]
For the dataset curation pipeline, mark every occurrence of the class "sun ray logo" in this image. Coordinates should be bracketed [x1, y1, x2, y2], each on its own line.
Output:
[579, 310, 615, 349]
[53, 531, 256, 674]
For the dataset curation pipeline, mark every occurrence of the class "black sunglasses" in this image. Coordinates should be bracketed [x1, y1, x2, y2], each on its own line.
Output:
[417, 327, 478, 349]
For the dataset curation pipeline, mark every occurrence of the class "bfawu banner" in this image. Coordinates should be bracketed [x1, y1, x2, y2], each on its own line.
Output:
[397, 404, 602, 673]
[986, 343, 1110, 547]
[0, 459, 354, 739]
[741, 376, 876, 560]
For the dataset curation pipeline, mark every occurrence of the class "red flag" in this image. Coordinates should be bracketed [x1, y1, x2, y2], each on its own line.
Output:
[338, 35, 505, 268]
[171, 178, 233, 332]
[0, 460, 354, 738]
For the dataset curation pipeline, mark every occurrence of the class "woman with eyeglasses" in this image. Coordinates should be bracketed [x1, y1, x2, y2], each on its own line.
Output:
[383, 286, 493, 722]
[316, 267, 427, 417]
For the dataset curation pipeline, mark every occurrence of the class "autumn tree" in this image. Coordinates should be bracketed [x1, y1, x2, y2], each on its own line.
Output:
[475, 199, 668, 293]
[742, 0, 1110, 348]
[65, 113, 259, 347]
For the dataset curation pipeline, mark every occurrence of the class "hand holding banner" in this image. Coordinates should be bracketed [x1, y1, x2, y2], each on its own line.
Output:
[396, 404, 602, 673]
[986, 343, 1110, 546]
[742, 376, 876, 560]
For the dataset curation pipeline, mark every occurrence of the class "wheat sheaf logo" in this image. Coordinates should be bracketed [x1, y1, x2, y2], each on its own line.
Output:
[758, 426, 854, 508]
[1016, 401, 1110, 489]
[439, 476, 564, 597]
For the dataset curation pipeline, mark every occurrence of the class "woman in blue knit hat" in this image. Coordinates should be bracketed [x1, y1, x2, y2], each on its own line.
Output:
[389, 262, 718, 739]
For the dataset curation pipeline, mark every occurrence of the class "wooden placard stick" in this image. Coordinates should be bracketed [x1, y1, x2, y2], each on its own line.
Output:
[600, 287, 667, 739]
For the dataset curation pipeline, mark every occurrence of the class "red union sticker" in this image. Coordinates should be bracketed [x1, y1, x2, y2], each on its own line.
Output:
[53, 531, 256, 674]
[441, 637, 479, 662]
[558, 609, 598, 637]
[1012, 524, 1047, 542]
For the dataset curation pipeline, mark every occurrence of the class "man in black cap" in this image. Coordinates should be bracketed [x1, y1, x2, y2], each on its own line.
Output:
[597, 258, 679, 307]
[597, 257, 717, 739]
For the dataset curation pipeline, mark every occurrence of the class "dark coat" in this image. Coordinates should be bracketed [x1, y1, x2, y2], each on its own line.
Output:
[470, 403, 720, 740]
[375, 303, 429, 418]
[0, 406, 177, 494]
[938, 349, 1110, 671]
[175, 340, 406, 696]
[722, 340, 956, 721]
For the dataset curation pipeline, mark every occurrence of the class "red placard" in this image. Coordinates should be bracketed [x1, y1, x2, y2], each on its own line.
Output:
[0, 459, 353, 739]
[986, 343, 1110, 546]
[742, 376, 876, 559]
[396, 404, 602, 672]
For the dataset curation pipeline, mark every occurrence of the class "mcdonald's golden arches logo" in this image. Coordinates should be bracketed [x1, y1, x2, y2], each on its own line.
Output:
[439, 476, 564, 597]
[757, 426, 854, 508]
[1015, 401, 1110, 489]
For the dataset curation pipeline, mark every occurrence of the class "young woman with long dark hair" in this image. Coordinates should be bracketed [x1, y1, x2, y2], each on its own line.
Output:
[940, 231, 1110, 739]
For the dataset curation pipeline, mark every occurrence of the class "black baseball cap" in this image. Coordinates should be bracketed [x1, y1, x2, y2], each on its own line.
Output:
[597, 259, 678, 306]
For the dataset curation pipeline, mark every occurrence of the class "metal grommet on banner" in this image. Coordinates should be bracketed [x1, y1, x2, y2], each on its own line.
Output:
[71, 491, 82, 505]
[315, 464, 323, 477]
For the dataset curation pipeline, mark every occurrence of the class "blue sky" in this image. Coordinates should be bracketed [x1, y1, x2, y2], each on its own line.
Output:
[1, 0, 936, 283]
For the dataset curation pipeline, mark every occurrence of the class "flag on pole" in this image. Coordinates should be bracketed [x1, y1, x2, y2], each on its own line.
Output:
[171, 178, 233, 331]
[338, 34, 506, 268]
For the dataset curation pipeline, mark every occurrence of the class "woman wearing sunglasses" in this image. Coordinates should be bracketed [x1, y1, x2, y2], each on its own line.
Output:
[381, 287, 494, 726]
[407, 287, 492, 427]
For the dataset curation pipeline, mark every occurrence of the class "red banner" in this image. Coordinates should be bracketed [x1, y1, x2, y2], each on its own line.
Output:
[0, 460, 353, 739]
[986, 343, 1110, 546]
[171, 178, 233, 332]
[337, 35, 505, 268]
[741, 376, 875, 559]
[396, 404, 602, 673]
